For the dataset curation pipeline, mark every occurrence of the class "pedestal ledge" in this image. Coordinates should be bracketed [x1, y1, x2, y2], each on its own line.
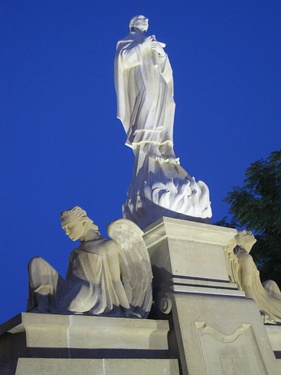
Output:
[0, 313, 179, 375]
[15, 358, 180, 375]
[0, 313, 170, 351]
[144, 216, 237, 248]
[144, 217, 238, 294]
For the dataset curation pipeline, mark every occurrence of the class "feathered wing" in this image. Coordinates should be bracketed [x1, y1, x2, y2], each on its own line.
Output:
[107, 219, 153, 318]
[229, 252, 242, 290]
[224, 240, 242, 290]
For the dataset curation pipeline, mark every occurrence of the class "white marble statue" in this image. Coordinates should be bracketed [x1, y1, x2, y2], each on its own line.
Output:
[27, 206, 152, 318]
[115, 16, 212, 228]
[114, 15, 176, 161]
[225, 231, 281, 323]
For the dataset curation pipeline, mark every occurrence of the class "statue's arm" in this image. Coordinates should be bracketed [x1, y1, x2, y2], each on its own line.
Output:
[117, 41, 143, 70]
[66, 251, 76, 280]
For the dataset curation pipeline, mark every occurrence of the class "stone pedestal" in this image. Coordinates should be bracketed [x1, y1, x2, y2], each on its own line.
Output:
[170, 293, 278, 374]
[144, 217, 280, 374]
[1, 217, 280, 374]
[0, 313, 179, 375]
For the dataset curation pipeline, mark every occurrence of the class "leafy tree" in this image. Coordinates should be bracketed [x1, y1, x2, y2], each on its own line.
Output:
[221, 150, 281, 287]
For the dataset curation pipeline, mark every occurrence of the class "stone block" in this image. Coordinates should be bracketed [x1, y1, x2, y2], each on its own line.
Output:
[144, 218, 243, 310]
[0, 313, 174, 374]
[171, 293, 279, 375]
[15, 358, 180, 375]
[0, 313, 169, 351]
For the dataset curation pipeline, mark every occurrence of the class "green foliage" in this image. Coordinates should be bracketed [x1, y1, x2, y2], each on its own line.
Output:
[222, 150, 281, 286]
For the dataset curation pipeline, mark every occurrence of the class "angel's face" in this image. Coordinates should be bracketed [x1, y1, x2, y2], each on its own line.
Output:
[61, 215, 85, 241]
[236, 230, 256, 252]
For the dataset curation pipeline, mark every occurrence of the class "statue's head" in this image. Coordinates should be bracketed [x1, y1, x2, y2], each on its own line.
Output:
[225, 230, 256, 256]
[235, 230, 256, 253]
[129, 15, 148, 33]
[60, 206, 100, 241]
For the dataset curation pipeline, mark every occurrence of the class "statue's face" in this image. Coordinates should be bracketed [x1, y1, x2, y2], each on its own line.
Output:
[133, 16, 148, 32]
[61, 215, 85, 241]
[237, 230, 256, 252]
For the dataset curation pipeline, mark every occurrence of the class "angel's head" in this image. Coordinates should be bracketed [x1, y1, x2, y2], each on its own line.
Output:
[61, 206, 100, 241]
[235, 230, 256, 253]
[225, 230, 256, 256]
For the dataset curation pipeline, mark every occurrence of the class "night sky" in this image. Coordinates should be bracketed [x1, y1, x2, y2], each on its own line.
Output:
[1, 1, 280, 323]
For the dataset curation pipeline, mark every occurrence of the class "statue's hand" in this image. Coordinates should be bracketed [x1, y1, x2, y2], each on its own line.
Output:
[155, 43, 165, 56]
[143, 35, 157, 48]
[144, 35, 166, 57]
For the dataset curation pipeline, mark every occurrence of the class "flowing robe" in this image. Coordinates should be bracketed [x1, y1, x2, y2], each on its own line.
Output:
[27, 240, 131, 317]
[114, 31, 175, 150]
[65, 239, 127, 316]
[236, 250, 281, 322]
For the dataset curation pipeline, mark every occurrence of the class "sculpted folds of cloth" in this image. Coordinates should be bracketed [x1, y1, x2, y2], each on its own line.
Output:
[114, 16, 212, 228]
[27, 206, 152, 318]
[225, 231, 281, 323]
[114, 15, 176, 160]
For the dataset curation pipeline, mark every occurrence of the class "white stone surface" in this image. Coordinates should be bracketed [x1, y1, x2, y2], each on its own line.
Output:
[171, 293, 279, 375]
[122, 158, 212, 229]
[15, 358, 180, 375]
[115, 16, 212, 228]
[144, 216, 237, 246]
[225, 231, 281, 323]
[115, 15, 175, 159]
[144, 218, 279, 374]
[0, 313, 176, 375]
[1, 313, 170, 350]
[144, 217, 237, 284]
[2, 218, 281, 374]
[27, 206, 152, 318]
[266, 325, 281, 351]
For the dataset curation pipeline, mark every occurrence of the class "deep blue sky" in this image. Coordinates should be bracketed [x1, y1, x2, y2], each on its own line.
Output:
[1, 1, 280, 323]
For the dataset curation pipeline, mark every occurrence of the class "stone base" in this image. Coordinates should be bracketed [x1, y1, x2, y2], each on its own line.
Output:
[265, 325, 281, 372]
[123, 198, 211, 230]
[144, 217, 280, 374]
[171, 293, 278, 374]
[14, 358, 179, 375]
[0, 313, 180, 375]
[2, 217, 281, 374]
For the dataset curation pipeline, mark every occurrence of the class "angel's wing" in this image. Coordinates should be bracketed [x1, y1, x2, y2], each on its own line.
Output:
[107, 219, 153, 318]
[224, 241, 242, 290]
[229, 251, 242, 290]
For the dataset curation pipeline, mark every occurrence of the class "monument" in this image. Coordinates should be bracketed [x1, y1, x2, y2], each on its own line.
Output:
[27, 206, 152, 318]
[114, 15, 212, 229]
[225, 230, 281, 323]
[0, 14, 281, 375]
